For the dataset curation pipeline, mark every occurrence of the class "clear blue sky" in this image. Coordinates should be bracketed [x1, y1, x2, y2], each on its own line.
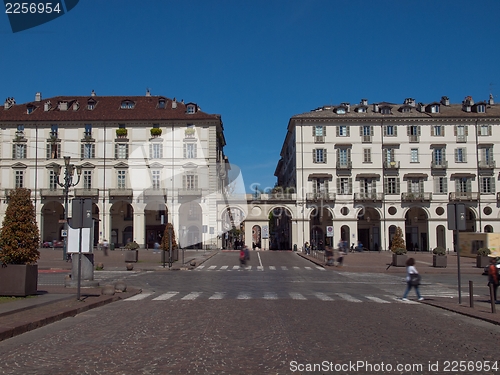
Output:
[1, 0, 500, 192]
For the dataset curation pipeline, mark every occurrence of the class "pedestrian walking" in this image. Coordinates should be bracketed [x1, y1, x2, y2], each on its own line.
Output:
[239, 248, 247, 268]
[304, 241, 310, 255]
[325, 246, 334, 266]
[487, 257, 499, 302]
[336, 241, 346, 267]
[153, 241, 160, 254]
[401, 257, 424, 301]
[102, 239, 109, 256]
[244, 245, 250, 262]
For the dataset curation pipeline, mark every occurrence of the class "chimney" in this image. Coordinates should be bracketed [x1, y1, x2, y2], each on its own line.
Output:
[91, 90, 96, 97]
[58, 101, 68, 111]
[462, 96, 473, 112]
[373, 103, 379, 113]
[341, 102, 350, 112]
[73, 101, 79, 111]
[361, 99, 368, 106]
[440, 96, 449, 106]
[404, 98, 416, 107]
[146, 88, 151, 97]
[44, 101, 51, 111]
[489, 93, 494, 105]
[35, 92, 42, 102]
[417, 103, 425, 112]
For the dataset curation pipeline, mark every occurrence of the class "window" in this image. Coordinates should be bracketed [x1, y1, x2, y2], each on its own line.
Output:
[186, 105, 195, 114]
[314, 126, 324, 137]
[336, 108, 345, 114]
[479, 125, 491, 136]
[50, 124, 58, 138]
[431, 105, 439, 113]
[477, 104, 486, 113]
[117, 170, 126, 189]
[456, 177, 471, 193]
[435, 177, 447, 194]
[408, 125, 420, 141]
[384, 148, 395, 163]
[16, 124, 24, 133]
[362, 125, 371, 136]
[49, 170, 57, 190]
[360, 179, 376, 196]
[184, 143, 197, 159]
[337, 125, 349, 137]
[479, 147, 494, 166]
[480, 177, 495, 194]
[432, 125, 443, 136]
[432, 148, 445, 165]
[152, 170, 160, 190]
[410, 149, 419, 163]
[361, 125, 373, 142]
[183, 174, 198, 190]
[158, 100, 166, 109]
[363, 148, 371, 163]
[84, 124, 92, 138]
[83, 170, 92, 190]
[150, 143, 163, 159]
[13, 143, 26, 159]
[313, 149, 326, 163]
[15, 170, 24, 188]
[409, 179, 422, 193]
[384, 177, 399, 195]
[337, 148, 350, 167]
[380, 107, 391, 114]
[121, 100, 135, 109]
[455, 125, 467, 142]
[337, 177, 352, 195]
[455, 148, 467, 163]
[384, 125, 396, 136]
[46, 142, 61, 159]
[81, 143, 95, 159]
[115, 143, 129, 159]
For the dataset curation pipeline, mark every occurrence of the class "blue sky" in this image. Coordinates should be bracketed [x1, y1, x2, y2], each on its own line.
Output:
[1, 0, 500, 192]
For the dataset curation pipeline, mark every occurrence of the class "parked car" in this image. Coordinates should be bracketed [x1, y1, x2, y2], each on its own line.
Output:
[42, 240, 63, 248]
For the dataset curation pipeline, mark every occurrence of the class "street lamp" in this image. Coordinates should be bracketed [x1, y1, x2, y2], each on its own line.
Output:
[53, 156, 82, 261]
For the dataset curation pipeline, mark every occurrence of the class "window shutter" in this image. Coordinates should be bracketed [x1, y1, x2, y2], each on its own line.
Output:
[12, 145, 16, 159]
[443, 177, 447, 193]
[477, 126, 481, 135]
[81, 144, 84, 158]
[312, 180, 317, 194]
[431, 126, 435, 136]
[336, 126, 340, 136]
[489, 125, 492, 135]
[466, 178, 472, 192]
[359, 126, 363, 136]
[454, 149, 458, 162]
[442, 126, 445, 136]
[417, 126, 421, 136]
[348, 178, 352, 194]
[383, 126, 387, 136]
[371, 180, 377, 194]
[183, 144, 186, 158]
[312, 127, 315, 136]
[360, 181, 365, 194]
[125, 145, 129, 159]
[491, 177, 496, 193]
[419, 179, 424, 193]
[463, 149, 467, 163]
[394, 126, 397, 136]
[194, 175, 198, 189]
[323, 149, 327, 163]
[347, 148, 351, 163]
[383, 177, 388, 193]
[114, 143, 118, 159]
[313, 150, 317, 163]
[407, 125, 410, 136]
[324, 180, 329, 193]
[465, 126, 468, 136]
[396, 178, 400, 194]
[323, 126, 326, 136]
[193, 145, 197, 158]
[46, 144, 51, 159]
[370, 126, 374, 136]
[92, 144, 95, 158]
[336, 178, 340, 194]
[150, 144, 153, 158]
[454, 125, 457, 136]
[383, 149, 387, 161]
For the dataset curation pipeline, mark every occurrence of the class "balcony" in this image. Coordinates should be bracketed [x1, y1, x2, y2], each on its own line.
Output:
[409, 135, 419, 143]
[142, 188, 167, 201]
[40, 188, 64, 198]
[336, 161, 352, 169]
[431, 160, 448, 169]
[354, 192, 383, 202]
[306, 192, 336, 202]
[178, 188, 202, 197]
[74, 188, 99, 198]
[456, 135, 467, 143]
[362, 135, 372, 143]
[479, 160, 496, 169]
[383, 160, 400, 169]
[109, 188, 133, 199]
[449, 192, 479, 201]
[314, 136, 324, 143]
[497, 192, 500, 202]
[401, 192, 432, 201]
[268, 193, 295, 200]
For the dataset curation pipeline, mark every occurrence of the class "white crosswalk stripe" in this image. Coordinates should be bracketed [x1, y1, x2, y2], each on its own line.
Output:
[220, 266, 228, 270]
[281, 266, 288, 270]
[316, 266, 325, 271]
[195, 265, 205, 271]
[153, 292, 179, 301]
[125, 292, 400, 304]
[269, 266, 276, 270]
[208, 265, 217, 270]
[304, 267, 313, 270]
[257, 266, 264, 271]
[232, 265, 239, 270]
[293, 266, 300, 270]
[193, 265, 327, 272]
[182, 292, 202, 300]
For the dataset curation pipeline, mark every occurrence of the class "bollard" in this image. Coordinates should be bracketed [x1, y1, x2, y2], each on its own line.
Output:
[489, 283, 496, 314]
[469, 280, 474, 308]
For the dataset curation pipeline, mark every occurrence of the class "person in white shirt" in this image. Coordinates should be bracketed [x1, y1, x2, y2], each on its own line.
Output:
[402, 257, 424, 301]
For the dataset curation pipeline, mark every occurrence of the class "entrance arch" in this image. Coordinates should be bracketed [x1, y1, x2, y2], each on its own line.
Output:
[436, 225, 446, 249]
[309, 206, 332, 249]
[179, 202, 202, 248]
[357, 207, 380, 251]
[110, 201, 134, 248]
[145, 201, 167, 248]
[252, 225, 261, 249]
[270, 206, 292, 250]
[405, 207, 429, 251]
[41, 201, 64, 244]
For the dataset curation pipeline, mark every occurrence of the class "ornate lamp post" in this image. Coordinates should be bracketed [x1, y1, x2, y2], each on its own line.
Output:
[53, 156, 82, 261]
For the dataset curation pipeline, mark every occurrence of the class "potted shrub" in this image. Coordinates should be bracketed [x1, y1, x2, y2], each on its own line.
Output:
[476, 247, 491, 268]
[124, 240, 139, 263]
[0, 188, 40, 296]
[161, 223, 179, 261]
[150, 127, 162, 137]
[390, 226, 407, 267]
[184, 128, 196, 137]
[116, 128, 128, 138]
[432, 246, 447, 268]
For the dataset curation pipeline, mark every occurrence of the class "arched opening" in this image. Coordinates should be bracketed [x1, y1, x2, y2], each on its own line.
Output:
[92, 203, 99, 246]
[110, 201, 134, 248]
[405, 207, 429, 251]
[465, 207, 476, 232]
[180, 202, 202, 248]
[221, 207, 246, 249]
[270, 206, 292, 250]
[436, 225, 446, 249]
[309, 206, 332, 249]
[145, 201, 168, 249]
[357, 207, 380, 251]
[484, 225, 493, 233]
[340, 225, 350, 244]
[41, 201, 64, 246]
[388, 225, 397, 250]
[252, 225, 261, 250]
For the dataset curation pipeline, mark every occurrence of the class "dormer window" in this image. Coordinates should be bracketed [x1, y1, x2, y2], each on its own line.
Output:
[87, 99, 96, 110]
[336, 107, 346, 115]
[158, 99, 166, 109]
[26, 104, 35, 114]
[430, 104, 440, 113]
[476, 104, 486, 113]
[401, 106, 411, 113]
[186, 104, 196, 114]
[84, 124, 92, 138]
[380, 107, 391, 115]
[121, 100, 135, 109]
[356, 107, 367, 113]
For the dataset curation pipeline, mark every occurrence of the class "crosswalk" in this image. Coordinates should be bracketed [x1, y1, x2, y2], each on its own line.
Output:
[194, 265, 325, 272]
[124, 291, 418, 304]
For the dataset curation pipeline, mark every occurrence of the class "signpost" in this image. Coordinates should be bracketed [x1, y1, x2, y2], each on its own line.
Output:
[72, 198, 93, 300]
[447, 203, 466, 304]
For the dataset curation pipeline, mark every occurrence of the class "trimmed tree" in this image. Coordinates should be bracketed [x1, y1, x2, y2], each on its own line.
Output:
[0, 188, 40, 264]
[390, 226, 407, 255]
[161, 223, 178, 251]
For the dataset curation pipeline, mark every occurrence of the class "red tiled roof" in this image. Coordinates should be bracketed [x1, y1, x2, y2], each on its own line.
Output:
[0, 95, 221, 122]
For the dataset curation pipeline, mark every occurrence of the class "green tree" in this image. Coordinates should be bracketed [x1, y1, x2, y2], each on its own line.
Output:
[161, 223, 178, 250]
[0, 188, 40, 264]
[390, 226, 406, 254]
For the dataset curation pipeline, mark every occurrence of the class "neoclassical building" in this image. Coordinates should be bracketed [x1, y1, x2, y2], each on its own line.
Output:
[0, 91, 241, 249]
[270, 95, 500, 252]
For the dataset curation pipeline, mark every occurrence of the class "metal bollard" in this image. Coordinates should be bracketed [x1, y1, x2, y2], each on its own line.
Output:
[489, 283, 496, 314]
[469, 280, 474, 308]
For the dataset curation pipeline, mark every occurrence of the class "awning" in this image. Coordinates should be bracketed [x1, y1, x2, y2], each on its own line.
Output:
[308, 173, 332, 180]
[403, 173, 428, 179]
[356, 173, 380, 179]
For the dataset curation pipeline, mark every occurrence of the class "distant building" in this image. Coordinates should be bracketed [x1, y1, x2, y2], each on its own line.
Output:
[0, 91, 233, 249]
[273, 95, 499, 251]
